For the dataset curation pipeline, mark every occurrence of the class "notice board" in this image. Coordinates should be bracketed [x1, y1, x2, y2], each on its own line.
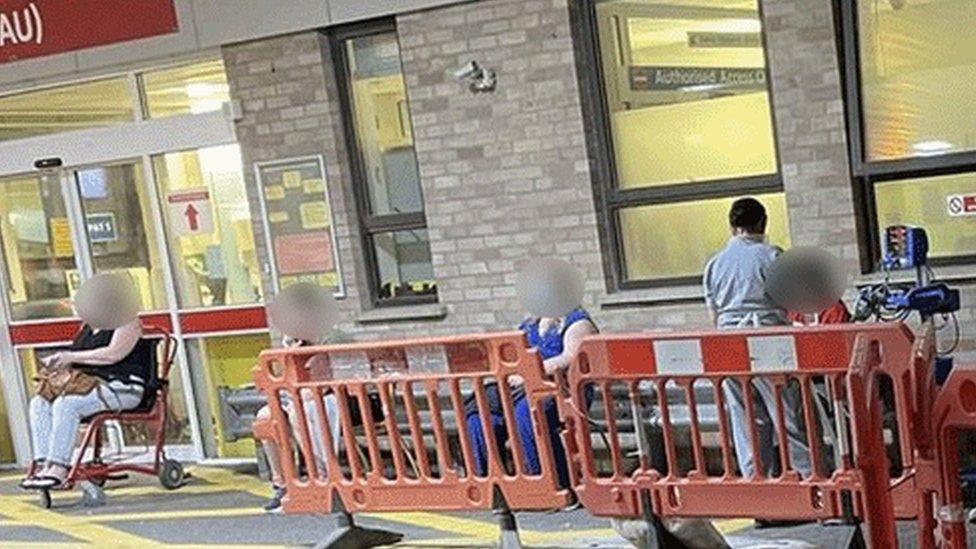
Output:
[255, 155, 344, 297]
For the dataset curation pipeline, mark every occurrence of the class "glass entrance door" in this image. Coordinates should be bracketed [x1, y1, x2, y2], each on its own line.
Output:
[0, 162, 197, 462]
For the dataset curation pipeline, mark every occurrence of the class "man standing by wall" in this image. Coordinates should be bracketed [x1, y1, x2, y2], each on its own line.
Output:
[703, 198, 811, 480]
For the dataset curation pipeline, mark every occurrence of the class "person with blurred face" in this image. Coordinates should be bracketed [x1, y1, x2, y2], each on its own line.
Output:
[256, 283, 345, 513]
[703, 198, 811, 483]
[21, 275, 150, 489]
[465, 258, 597, 490]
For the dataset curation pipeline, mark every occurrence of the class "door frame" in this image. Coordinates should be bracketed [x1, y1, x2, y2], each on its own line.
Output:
[0, 96, 245, 465]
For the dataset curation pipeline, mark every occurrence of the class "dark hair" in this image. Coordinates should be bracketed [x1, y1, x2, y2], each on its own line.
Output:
[729, 197, 767, 233]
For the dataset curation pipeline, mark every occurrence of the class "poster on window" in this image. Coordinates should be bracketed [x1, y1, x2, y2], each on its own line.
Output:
[254, 156, 344, 297]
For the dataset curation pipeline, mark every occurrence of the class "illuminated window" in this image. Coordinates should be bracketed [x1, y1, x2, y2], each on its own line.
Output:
[841, 0, 976, 266]
[333, 21, 437, 306]
[0, 173, 79, 320]
[140, 59, 231, 119]
[0, 77, 133, 142]
[620, 193, 790, 280]
[77, 162, 168, 311]
[152, 145, 263, 308]
[576, 0, 784, 285]
[185, 333, 271, 458]
[875, 174, 976, 259]
[0, 367, 13, 463]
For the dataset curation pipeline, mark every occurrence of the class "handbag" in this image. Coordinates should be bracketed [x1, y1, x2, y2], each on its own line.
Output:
[35, 367, 101, 402]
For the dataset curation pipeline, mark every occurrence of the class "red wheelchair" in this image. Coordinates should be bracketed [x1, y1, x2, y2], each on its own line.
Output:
[27, 324, 185, 508]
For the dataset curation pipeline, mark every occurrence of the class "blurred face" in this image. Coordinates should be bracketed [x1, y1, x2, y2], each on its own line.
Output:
[267, 283, 339, 343]
[766, 247, 849, 314]
[73, 274, 140, 330]
[516, 257, 585, 319]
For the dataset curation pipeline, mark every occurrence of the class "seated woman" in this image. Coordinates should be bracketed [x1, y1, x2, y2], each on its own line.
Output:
[22, 274, 149, 490]
[465, 259, 597, 489]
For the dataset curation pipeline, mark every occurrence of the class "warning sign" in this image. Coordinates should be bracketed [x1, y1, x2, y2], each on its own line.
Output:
[166, 188, 214, 235]
[947, 194, 976, 217]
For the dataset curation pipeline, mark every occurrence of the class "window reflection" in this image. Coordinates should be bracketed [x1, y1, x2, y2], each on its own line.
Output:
[0, 173, 78, 320]
[152, 145, 263, 308]
[0, 78, 133, 142]
[619, 192, 790, 280]
[140, 59, 231, 119]
[594, 0, 777, 188]
[858, 0, 976, 160]
[77, 163, 168, 311]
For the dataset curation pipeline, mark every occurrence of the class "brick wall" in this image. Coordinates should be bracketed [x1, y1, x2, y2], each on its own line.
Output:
[223, 0, 976, 359]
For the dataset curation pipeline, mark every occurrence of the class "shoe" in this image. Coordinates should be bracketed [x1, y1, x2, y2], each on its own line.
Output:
[263, 485, 286, 513]
[22, 476, 63, 490]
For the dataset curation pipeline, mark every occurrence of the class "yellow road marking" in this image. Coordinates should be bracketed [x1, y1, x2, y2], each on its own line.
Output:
[0, 491, 163, 548]
[9, 483, 241, 502]
[715, 518, 754, 534]
[10, 466, 749, 547]
[88, 507, 264, 522]
[189, 466, 270, 498]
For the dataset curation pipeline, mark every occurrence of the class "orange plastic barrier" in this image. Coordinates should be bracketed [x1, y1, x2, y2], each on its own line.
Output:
[929, 361, 976, 549]
[559, 323, 925, 547]
[252, 332, 570, 518]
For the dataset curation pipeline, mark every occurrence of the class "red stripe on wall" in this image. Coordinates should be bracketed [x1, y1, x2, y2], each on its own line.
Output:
[179, 306, 268, 334]
[10, 313, 174, 346]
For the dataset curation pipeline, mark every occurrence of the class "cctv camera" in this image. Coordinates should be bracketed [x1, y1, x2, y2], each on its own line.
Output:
[453, 61, 481, 81]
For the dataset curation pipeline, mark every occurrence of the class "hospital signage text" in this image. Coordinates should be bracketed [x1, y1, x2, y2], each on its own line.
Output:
[0, 0, 178, 65]
[630, 65, 767, 92]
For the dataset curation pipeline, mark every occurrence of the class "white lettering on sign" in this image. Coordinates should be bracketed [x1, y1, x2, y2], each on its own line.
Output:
[166, 188, 214, 235]
[747, 336, 798, 372]
[653, 339, 703, 375]
[0, 3, 42, 48]
[947, 194, 976, 217]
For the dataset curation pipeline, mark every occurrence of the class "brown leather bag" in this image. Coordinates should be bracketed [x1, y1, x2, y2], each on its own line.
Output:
[35, 368, 100, 402]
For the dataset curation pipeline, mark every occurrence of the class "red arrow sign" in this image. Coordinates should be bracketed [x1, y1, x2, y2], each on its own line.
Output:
[185, 204, 199, 231]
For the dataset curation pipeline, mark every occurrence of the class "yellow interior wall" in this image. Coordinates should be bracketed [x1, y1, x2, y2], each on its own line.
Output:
[200, 333, 271, 458]
[612, 91, 777, 188]
[876, 174, 976, 258]
[0, 177, 44, 305]
[352, 75, 413, 153]
[0, 372, 14, 462]
[620, 193, 790, 280]
[859, 0, 976, 159]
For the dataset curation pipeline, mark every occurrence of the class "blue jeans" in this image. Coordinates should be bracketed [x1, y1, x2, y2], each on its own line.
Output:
[30, 381, 143, 465]
[466, 395, 570, 488]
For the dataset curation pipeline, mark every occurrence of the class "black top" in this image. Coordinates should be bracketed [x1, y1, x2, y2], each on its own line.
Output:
[71, 325, 154, 387]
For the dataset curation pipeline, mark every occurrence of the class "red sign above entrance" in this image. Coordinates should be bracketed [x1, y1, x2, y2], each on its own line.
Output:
[0, 0, 179, 65]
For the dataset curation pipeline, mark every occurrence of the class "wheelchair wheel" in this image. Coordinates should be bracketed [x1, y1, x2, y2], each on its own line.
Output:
[39, 489, 51, 509]
[159, 459, 184, 490]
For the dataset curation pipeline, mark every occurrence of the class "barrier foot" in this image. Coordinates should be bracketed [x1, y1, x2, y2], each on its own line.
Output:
[313, 494, 403, 549]
[637, 489, 674, 549]
[838, 524, 867, 549]
[492, 486, 523, 549]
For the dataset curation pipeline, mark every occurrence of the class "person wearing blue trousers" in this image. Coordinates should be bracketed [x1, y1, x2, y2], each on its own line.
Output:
[465, 308, 597, 488]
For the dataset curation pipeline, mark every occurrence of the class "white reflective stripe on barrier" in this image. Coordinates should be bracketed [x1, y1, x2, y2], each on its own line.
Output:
[653, 339, 703, 375]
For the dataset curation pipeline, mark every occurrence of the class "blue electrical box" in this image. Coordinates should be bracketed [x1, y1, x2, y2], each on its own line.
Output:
[881, 225, 928, 271]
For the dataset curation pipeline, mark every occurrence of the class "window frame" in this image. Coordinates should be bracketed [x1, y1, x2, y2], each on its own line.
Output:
[836, 0, 976, 272]
[569, 0, 784, 291]
[329, 19, 438, 308]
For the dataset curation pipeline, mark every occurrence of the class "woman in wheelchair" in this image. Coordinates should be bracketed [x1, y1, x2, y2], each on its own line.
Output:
[21, 274, 150, 490]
